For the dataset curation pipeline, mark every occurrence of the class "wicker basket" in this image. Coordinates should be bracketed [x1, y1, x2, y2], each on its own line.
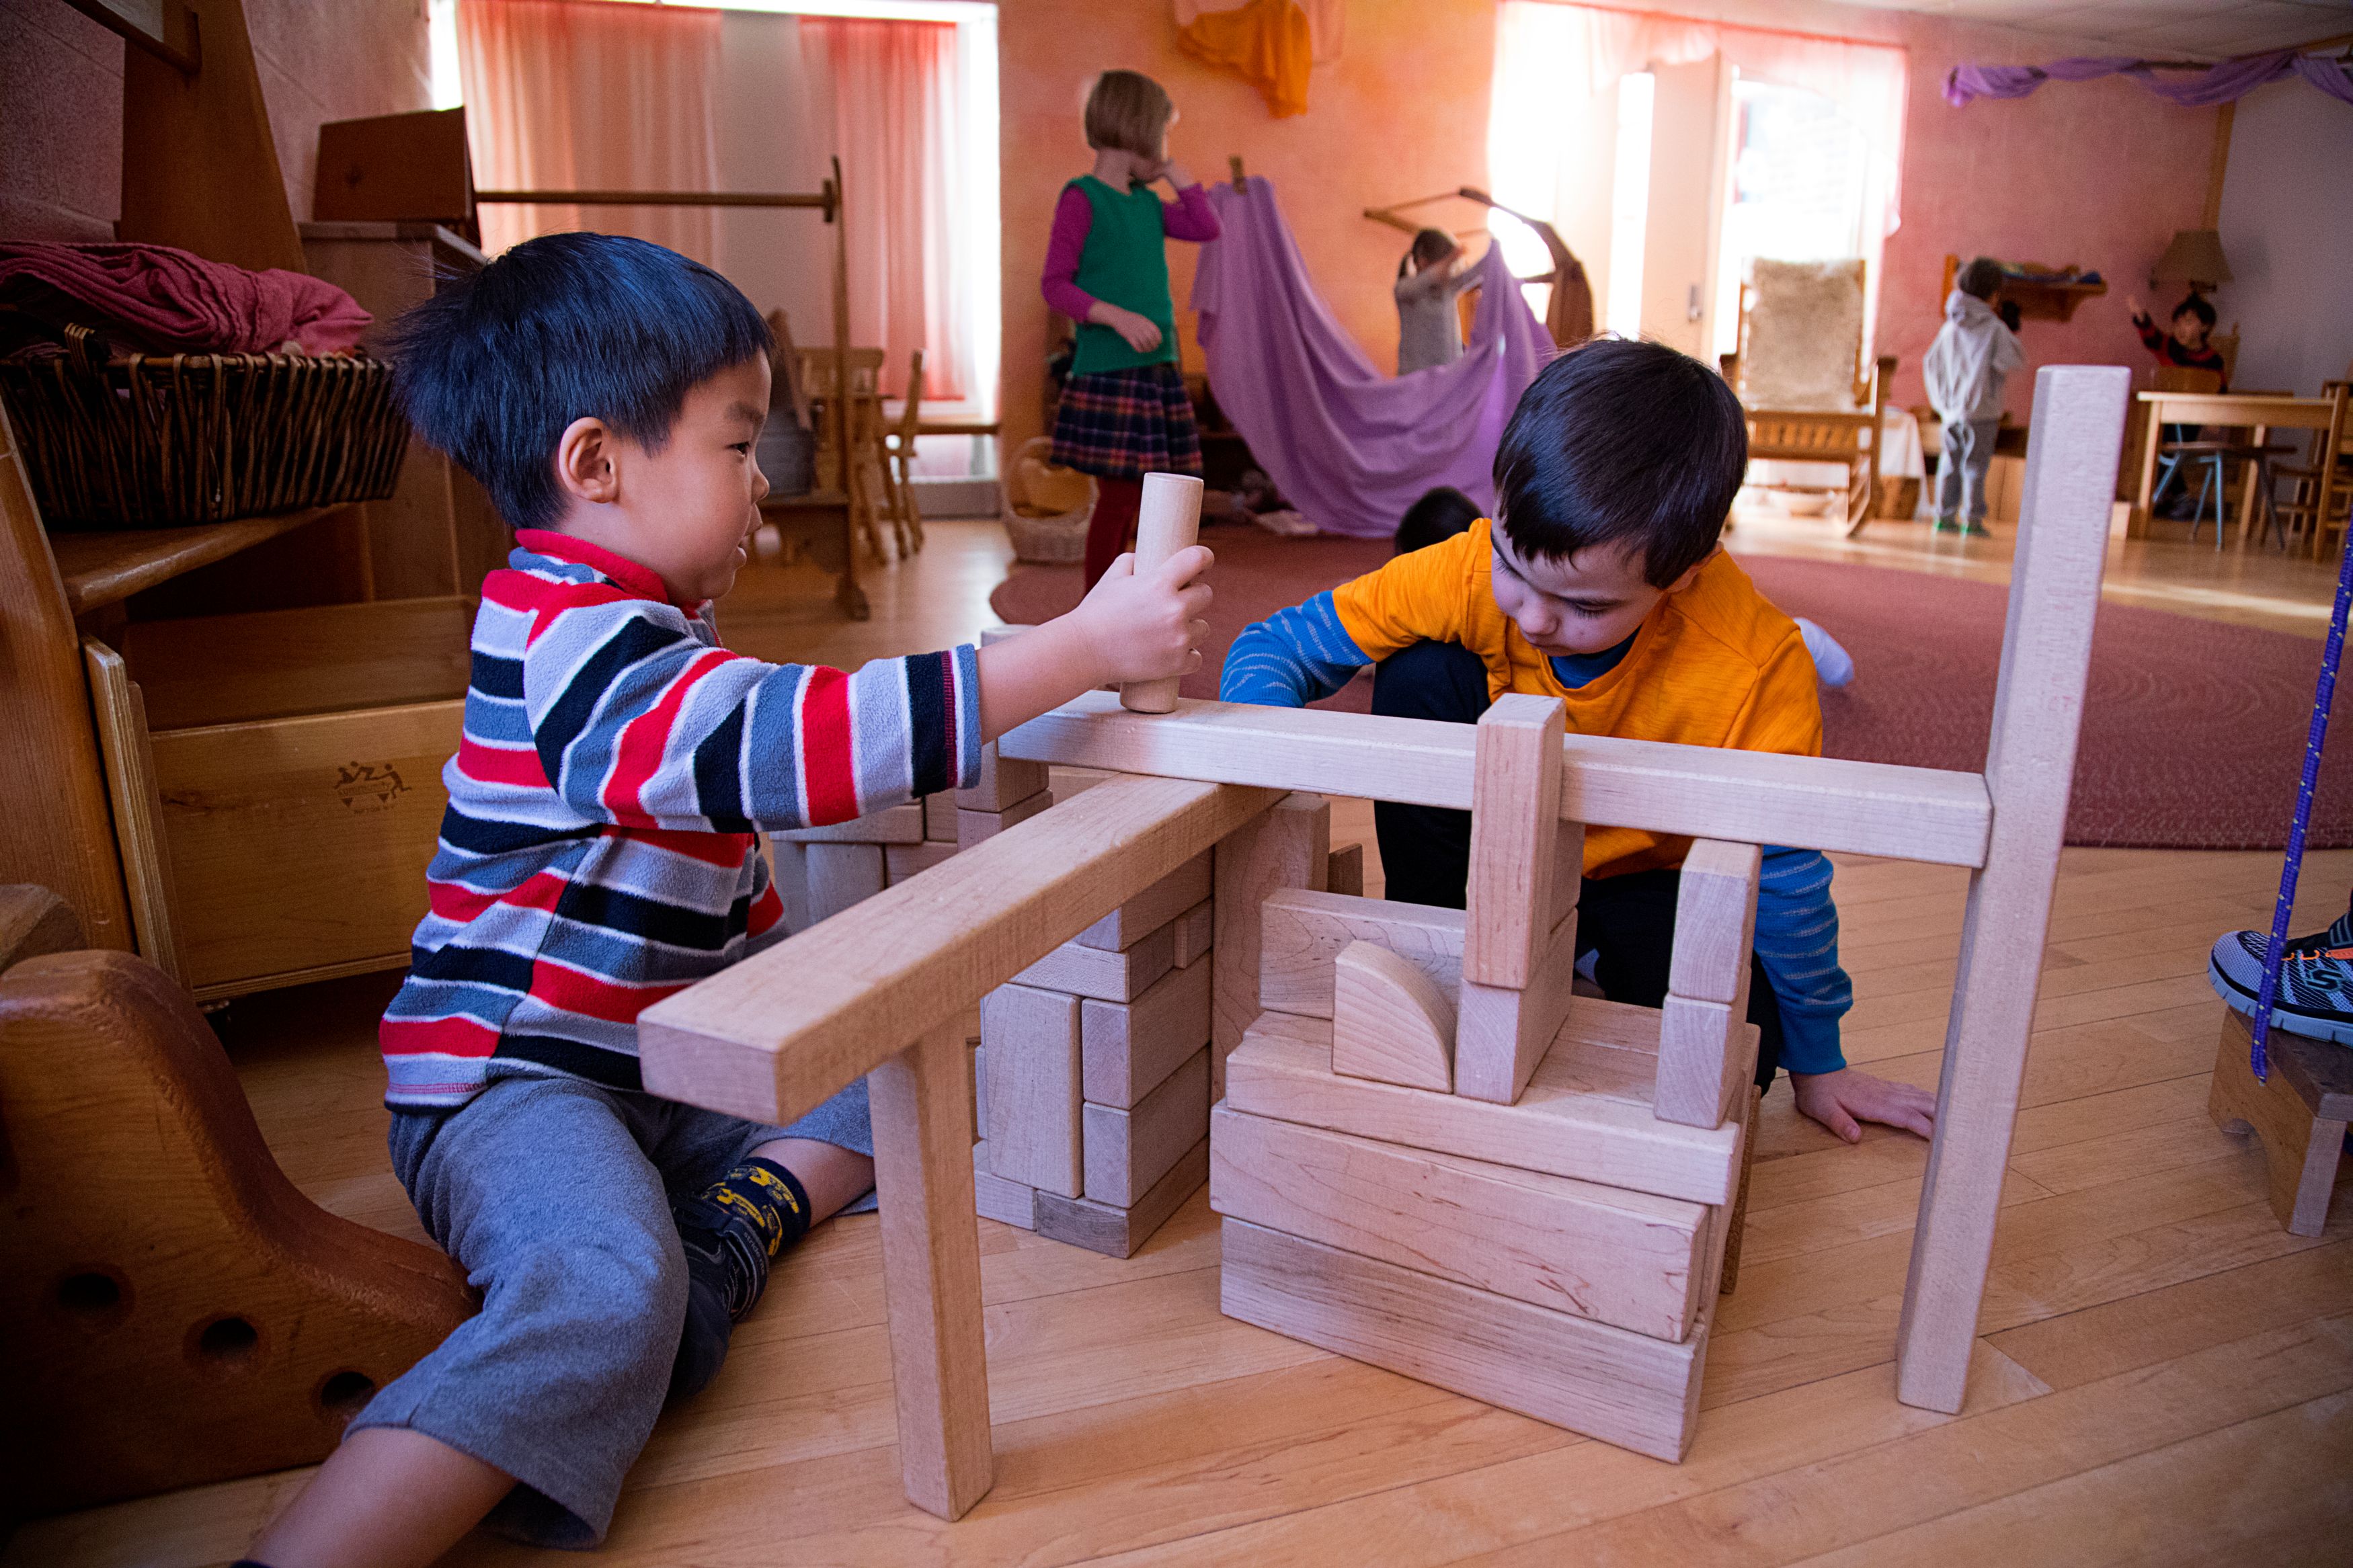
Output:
[999, 437, 1096, 565]
[0, 323, 411, 528]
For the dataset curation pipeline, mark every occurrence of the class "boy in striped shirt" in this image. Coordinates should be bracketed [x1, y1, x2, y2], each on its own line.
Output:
[1222, 339, 1935, 1147]
[249, 235, 1211, 1568]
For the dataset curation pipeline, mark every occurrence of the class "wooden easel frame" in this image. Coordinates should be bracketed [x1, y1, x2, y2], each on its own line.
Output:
[637, 368, 2132, 1518]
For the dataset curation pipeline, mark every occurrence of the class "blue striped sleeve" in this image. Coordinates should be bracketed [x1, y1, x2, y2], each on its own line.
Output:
[1220, 591, 1371, 707]
[1753, 845, 1852, 1075]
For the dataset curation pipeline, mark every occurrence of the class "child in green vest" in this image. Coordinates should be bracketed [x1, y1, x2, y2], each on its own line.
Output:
[1041, 69, 1220, 587]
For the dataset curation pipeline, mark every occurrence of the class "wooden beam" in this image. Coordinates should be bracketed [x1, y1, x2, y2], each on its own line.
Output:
[867, 1020, 994, 1519]
[638, 775, 1279, 1124]
[1896, 365, 2129, 1415]
[1211, 794, 1330, 1096]
[1002, 694, 1991, 867]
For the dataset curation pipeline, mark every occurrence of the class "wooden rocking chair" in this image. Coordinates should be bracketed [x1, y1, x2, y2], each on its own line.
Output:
[1720, 259, 1895, 539]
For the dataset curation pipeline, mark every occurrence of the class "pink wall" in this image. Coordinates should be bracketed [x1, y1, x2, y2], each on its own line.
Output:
[995, 0, 2219, 436]
[997, 0, 1501, 457]
[0, 0, 432, 242]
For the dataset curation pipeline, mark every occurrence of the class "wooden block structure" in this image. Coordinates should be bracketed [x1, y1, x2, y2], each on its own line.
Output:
[976, 851, 1222, 1255]
[2208, 1008, 2352, 1237]
[631, 364, 2127, 1522]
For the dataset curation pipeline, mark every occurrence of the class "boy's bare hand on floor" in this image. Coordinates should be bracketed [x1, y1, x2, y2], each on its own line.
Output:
[1789, 1067, 1936, 1143]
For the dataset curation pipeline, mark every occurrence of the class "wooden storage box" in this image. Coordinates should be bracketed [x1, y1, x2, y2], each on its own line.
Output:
[96, 597, 471, 1001]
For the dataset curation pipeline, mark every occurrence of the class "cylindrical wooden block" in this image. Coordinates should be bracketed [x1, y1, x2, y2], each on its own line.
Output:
[1120, 471, 1204, 714]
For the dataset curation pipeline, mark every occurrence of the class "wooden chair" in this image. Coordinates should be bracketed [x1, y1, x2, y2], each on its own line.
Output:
[2147, 367, 2236, 545]
[1719, 260, 1895, 538]
[796, 346, 891, 563]
[2274, 380, 2352, 559]
[878, 349, 926, 559]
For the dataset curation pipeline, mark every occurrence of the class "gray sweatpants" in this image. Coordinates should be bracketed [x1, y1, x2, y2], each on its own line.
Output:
[350, 1072, 873, 1548]
[1935, 417, 1999, 527]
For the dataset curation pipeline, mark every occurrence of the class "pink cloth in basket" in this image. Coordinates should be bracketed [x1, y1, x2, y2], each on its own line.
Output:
[0, 242, 372, 355]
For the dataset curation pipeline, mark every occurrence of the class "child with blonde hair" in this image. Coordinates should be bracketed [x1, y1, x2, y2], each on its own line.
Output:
[1041, 69, 1220, 588]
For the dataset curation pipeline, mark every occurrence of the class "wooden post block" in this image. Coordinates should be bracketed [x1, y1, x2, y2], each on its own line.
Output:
[779, 802, 926, 845]
[956, 789, 1054, 848]
[1218, 1219, 1706, 1461]
[1897, 365, 2130, 1416]
[1212, 794, 1330, 1092]
[1015, 919, 1176, 1003]
[1332, 940, 1455, 1093]
[805, 841, 886, 924]
[980, 983, 1082, 1197]
[924, 793, 959, 842]
[1654, 994, 1759, 1130]
[1550, 820, 1585, 934]
[1075, 850, 1211, 951]
[2208, 1009, 2350, 1238]
[1120, 472, 1204, 714]
[1081, 957, 1210, 1108]
[1259, 889, 1464, 1021]
[868, 1020, 996, 1519]
[1209, 1105, 1709, 1340]
[971, 1141, 1037, 1231]
[1326, 842, 1365, 898]
[1033, 1137, 1208, 1258]
[1082, 1045, 1210, 1206]
[1464, 694, 1567, 989]
[955, 741, 1051, 815]
[1170, 897, 1213, 969]
[768, 838, 813, 936]
[1668, 840, 1760, 1005]
[1455, 909, 1579, 1106]
[885, 840, 959, 884]
[1227, 1011, 1740, 1205]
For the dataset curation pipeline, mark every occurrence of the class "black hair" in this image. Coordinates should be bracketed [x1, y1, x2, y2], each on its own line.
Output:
[1492, 337, 1746, 588]
[2171, 291, 2217, 330]
[1400, 227, 1457, 279]
[1956, 257, 2005, 300]
[382, 232, 772, 532]
[1394, 485, 1480, 554]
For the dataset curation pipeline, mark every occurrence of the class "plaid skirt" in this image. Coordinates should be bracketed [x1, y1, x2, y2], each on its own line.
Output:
[1049, 363, 1203, 482]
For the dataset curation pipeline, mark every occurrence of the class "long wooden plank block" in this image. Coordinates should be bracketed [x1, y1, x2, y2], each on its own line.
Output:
[1218, 1219, 1706, 1461]
[1081, 957, 1211, 1107]
[1225, 1011, 1739, 1204]
[1667, 839, 1760, 1005]
[1170, 897, 1213, 969]
[957, 790, 1054, 849]
[1209, 1105, 1708, 1340]
[980, 983, 1082, 1196]
[1259, 889, 1464, 1020]
[639, 774, 1280, 1124]
[1032, 1136, 1209, 1258]
[1081, 1046, 1210, 1206]
[1896, 364, 2130, 1415]
[866, 1020, 995, 1518]
[1001, 692, 1991, 867]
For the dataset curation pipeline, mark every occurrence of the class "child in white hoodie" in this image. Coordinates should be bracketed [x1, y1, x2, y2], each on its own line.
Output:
[1921, 257, 2024, 536]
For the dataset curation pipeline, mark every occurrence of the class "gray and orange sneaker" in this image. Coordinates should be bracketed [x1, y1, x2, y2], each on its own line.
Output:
[2209, 896, 2353, 1046]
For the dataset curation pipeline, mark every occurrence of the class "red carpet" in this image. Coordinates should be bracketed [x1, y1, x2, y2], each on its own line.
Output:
[990, 522, 2349, 850]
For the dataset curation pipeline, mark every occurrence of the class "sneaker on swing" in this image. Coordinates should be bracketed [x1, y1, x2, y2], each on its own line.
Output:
[2209, 899, 2353, 1046]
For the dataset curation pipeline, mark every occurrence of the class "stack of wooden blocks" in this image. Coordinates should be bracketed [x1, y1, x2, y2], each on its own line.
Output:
[1208, 698, 1762, 1462]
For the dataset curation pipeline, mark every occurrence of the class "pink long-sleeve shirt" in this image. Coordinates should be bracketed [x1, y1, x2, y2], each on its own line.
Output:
[1039, 180, 1220, 321]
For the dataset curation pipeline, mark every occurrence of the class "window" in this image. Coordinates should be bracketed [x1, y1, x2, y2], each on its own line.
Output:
[1712, 73, 1874, 360]
[1605, 73, 1655, 340]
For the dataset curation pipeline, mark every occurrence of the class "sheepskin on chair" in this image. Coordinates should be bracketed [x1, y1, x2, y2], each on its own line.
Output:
[1741, 259, 1866, 412]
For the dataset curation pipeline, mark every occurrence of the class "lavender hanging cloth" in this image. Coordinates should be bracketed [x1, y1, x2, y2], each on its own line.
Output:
[1190, 176, 1554, 538]
[1945, 48, 2353, 109]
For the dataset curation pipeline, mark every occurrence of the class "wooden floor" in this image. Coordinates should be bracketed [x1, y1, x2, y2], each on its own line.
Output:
[11, 515, 2353, 1567]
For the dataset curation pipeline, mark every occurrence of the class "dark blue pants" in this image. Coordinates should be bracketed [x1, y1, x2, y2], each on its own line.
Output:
[1369, 640, 1785, 1087]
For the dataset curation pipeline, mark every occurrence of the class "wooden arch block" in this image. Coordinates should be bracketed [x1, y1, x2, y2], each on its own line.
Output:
[1332, 939, 1455, 1092]
[0, 951, 475, 1516]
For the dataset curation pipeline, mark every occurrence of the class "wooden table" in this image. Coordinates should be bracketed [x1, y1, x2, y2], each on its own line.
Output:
[2127, 391, 2336, 542]
[760, 490, 869, 620]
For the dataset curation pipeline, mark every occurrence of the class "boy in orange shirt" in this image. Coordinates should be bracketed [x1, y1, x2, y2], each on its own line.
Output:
[1222, 339, 1931, 1141]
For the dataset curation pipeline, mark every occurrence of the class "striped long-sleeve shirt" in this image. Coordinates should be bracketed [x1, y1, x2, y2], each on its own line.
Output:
[1219, 526, 1853, 1075]
[379, 530, 981, 1108]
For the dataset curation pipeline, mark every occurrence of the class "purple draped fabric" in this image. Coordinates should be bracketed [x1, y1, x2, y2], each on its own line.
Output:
[1189, 177, 1554, 538]
[1946, 48, 2353, 109]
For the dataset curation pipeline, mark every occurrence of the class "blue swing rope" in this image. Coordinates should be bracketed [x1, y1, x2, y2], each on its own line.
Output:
[2249, 520, 2353, 1081]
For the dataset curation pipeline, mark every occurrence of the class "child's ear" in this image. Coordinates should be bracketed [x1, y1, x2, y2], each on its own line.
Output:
[555, 416, 621, 507]
[1665, 554, 1712, 595]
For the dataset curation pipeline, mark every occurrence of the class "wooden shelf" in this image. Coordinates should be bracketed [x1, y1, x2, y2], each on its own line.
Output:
[1939, 253, 2108, 325]
[51, 506, 345, 615]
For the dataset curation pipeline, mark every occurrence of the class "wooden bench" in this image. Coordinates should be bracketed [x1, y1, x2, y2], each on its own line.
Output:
[2210, 1009, 2353, 1237]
